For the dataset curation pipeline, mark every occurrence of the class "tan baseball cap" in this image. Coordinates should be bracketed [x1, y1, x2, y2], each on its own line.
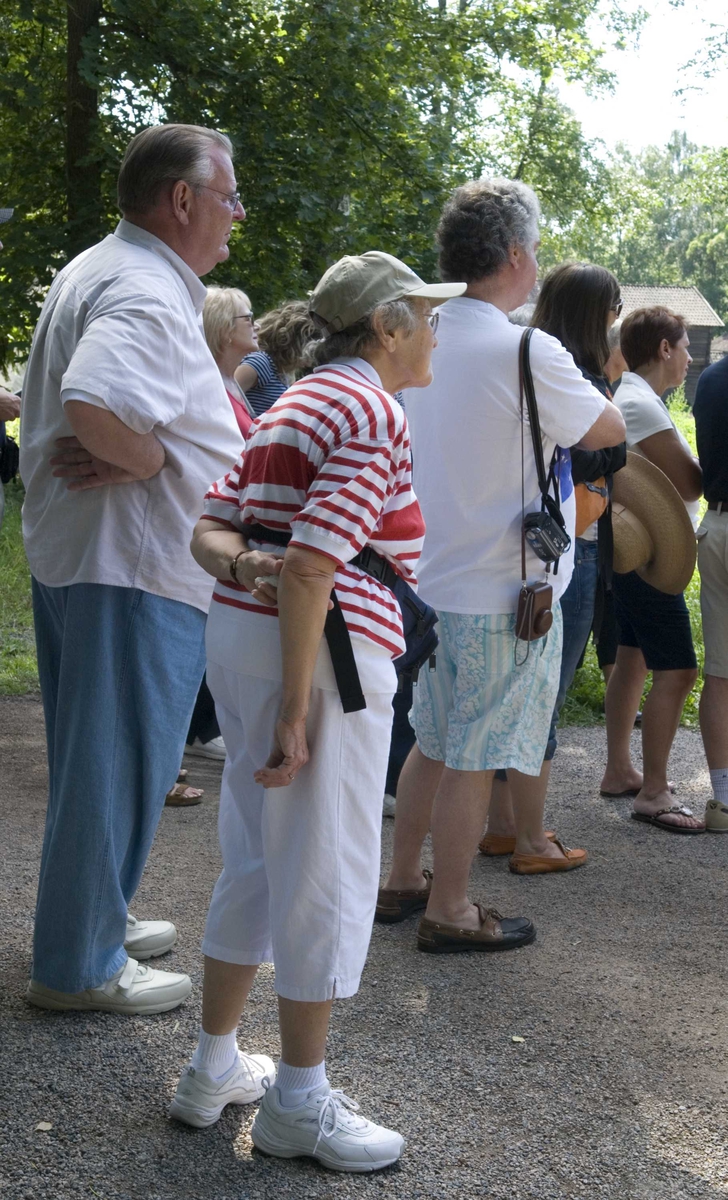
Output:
[310, 250, 466, 332]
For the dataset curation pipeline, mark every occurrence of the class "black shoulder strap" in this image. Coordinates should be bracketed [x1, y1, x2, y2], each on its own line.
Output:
[323, 594, 366, 713]
[518, 328, 549, 496]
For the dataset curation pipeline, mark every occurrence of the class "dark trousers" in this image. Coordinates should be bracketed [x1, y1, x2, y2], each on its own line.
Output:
[187, 673, 221, 746]
[385, 677, 416, 796]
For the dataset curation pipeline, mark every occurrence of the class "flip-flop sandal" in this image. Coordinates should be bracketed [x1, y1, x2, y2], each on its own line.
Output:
[165, 782, 204, 807]
[631, 805, 704, 835]
[601, 782, 676, 799]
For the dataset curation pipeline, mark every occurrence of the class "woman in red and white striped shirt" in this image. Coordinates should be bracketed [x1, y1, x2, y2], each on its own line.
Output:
[170, 253, 465, 1171]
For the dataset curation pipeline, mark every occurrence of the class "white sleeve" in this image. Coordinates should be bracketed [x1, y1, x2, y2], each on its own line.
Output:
[60, 294, 186, 434]
[618, 395, 673, 447]
[528, 330, 606, 447]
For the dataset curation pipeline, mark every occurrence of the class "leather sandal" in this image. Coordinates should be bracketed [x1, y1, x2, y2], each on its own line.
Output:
[417, 903, 535, 953]
[165, 782, 204, 807]
[479, 829, 556, 856]
[509, 837, 588, 874]
[631, 806, 705, 834]
[375, 870, 432, 924]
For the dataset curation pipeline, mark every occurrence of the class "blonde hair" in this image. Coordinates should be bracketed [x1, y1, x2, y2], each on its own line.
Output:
[203, 286, 252, 360]
[256, 301, 318, 378]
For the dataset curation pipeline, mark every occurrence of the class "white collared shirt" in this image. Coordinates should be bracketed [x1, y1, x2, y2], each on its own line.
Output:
[20, 220, 243, 611]
[615, 371, 700, 530]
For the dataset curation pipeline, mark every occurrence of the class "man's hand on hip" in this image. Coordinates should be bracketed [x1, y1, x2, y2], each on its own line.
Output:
[50, 436, 141, 490]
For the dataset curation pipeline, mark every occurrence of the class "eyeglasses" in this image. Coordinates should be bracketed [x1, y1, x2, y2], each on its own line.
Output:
[233, 312, 255, 324]
[612, 298, 623, 316]
[427, 311, 440, 333]
[198, 185, 243, 211]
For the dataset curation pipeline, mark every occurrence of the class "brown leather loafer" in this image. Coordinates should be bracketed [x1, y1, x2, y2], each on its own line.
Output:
[417, 903, 535, 953]
[479, 829, 556, 856]
[509, 837, 588, 874]
[375, 870, 432, 924]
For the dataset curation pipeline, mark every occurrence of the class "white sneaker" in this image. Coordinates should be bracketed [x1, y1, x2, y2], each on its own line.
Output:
[185, 736, 226, 761]
[169, 1050, 276, 1128]
[382, 793, 397, 819]
[124, 914, 177, 960]
[251, 1082, 405, 1172]
[705, 798, 728, 831]
[26, 957, 192, 1015]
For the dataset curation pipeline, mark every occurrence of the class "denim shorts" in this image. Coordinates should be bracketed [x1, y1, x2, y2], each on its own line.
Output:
[612, 570, 696, 671]
[411, 605, 562, 776]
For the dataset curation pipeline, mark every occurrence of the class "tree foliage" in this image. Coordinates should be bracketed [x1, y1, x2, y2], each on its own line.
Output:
[0, 0, 630, 368]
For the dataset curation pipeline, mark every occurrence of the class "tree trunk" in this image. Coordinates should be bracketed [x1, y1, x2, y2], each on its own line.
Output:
[66, 0, 102, 259]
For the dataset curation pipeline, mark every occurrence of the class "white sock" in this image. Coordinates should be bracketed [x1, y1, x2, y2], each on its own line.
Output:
[190, 1028, 239, 1079]
[710, 768, 728, 805]
[276, 1059, 327, 1108]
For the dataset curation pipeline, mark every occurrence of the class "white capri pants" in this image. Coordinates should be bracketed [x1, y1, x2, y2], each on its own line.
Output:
[203, 621, 396, 1003]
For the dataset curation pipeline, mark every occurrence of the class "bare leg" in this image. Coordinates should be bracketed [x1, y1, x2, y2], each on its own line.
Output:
[484, 774, 515, 838]
[201, 957, 259, 1034]
[510, 761, 563, 859]
[278, 998, 333, 1067]
[633, 667, 701, 828]
[600, 646, 648, 794]
[384, 745, 443, 891]
[601, 663, 614, 688]
[426, 767, 494, 931]
[699, 674, 728, 767]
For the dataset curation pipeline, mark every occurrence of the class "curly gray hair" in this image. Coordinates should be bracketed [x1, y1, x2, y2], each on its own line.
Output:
[303, 298, 419, 368]
[437, 177, 541, 283]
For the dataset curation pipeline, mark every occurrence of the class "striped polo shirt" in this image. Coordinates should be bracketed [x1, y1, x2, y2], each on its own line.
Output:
[241, 350, 287, 416]
[202, 357, 425, 658]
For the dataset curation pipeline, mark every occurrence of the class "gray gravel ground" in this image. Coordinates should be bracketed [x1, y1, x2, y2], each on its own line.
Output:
[1, 694, 728, 1200]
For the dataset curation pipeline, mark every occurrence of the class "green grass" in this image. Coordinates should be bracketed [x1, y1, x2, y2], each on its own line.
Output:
[561, 387, 704, 728]
[0, 476, 38, 694]
[0, 394, 707, 722]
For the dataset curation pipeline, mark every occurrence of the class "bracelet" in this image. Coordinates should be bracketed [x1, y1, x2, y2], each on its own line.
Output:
[229, 550, 247, 582]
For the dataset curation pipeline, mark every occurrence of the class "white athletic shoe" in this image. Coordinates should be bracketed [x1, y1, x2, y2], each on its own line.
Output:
[705, 798, 728, 832]
[169, 1051, 276, 1128]
[124, 914, 177, 960]
[251, 1082, 405, 1172]
[26, 957, 192, 1015]
[382, 793, 397, 819]
[185, 736, 226, 761]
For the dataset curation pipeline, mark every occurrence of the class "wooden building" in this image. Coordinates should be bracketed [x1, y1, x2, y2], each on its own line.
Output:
[620, 286, 724, 404]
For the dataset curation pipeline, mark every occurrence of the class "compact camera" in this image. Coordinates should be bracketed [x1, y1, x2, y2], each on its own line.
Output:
[524, 511, 572, 564]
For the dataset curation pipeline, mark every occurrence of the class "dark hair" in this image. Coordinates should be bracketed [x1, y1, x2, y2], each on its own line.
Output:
[531, 262, 620, 376]
[437, 178, 540, 283]
[620, 306, 688, 371]
[117, 124, 233, 214]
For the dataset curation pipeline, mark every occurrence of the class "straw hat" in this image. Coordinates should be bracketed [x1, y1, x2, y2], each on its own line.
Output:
[611, 451, 696, 594]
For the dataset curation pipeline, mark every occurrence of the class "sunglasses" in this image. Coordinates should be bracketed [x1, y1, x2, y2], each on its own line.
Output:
[612, 298, 623, 317]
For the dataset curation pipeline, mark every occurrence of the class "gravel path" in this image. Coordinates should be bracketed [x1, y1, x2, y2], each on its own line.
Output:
[1, 695, 727, 1200]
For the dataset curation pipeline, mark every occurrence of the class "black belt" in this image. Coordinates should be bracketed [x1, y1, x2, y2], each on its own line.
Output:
[707, 501, 728, 512]
[241, 523, 398, 713]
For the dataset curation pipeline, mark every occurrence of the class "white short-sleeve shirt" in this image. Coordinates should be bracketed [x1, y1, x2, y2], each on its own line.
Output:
[404, 297, 606, 614]
[19, 220, 243, 612]
[615, 371, 700, 530]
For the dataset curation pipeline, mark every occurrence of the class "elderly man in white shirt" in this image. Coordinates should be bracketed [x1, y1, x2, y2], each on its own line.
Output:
[20, 124, 246, 1014]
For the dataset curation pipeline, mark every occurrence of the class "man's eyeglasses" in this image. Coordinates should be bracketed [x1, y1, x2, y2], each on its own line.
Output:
[427, 311, 440, 333]
[233, 312, 255, 324]
[199, 185, 243, 211]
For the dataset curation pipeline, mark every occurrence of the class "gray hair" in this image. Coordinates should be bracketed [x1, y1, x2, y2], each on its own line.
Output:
[437, 177, 541, 283]
[303, 298, 418, 368]
[117, 123, 233, 214]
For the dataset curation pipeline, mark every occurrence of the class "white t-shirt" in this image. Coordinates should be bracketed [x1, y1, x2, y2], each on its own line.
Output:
[404, 298, 606, 614]
[20, 220, 243, 612]
[615, 372, 701, 531]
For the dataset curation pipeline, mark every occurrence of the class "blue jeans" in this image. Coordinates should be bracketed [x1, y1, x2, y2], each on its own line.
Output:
[544, 539, 599, 760]
[31, 581, 206, 992]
